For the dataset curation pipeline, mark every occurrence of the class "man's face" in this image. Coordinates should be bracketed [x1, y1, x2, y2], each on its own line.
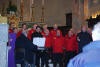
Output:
[36, 27, 41, 32]
[53, 24, 58, 30]
[43, 25, 47, 30]
[56, 30, 60, 37]
[68, 30, 73, 37]
[23, 25, 27, 30]
[11, 24, 15, 28]
[45, 29, 49, 35]
[33, 24, 37, 30]
[82, 26, 87, 32]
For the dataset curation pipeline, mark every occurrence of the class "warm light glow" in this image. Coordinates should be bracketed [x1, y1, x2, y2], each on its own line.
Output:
[92, 14, 97, 18]
[92, 11, 100, 18]
[93, 0, 98, 3]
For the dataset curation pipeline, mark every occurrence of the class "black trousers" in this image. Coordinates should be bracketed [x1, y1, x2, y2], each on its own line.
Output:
[64, 51, 76, 67]
[35, 50, 41, 67]
[35, 50, 50, 67]
[41, 51, 50, 67]
[53, 53, 63, 67]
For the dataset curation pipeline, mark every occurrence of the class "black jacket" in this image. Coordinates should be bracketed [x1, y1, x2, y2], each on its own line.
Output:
[15, 34, 37, 63]
[31, 32, 43, 42]
[77, 32, 92, 53]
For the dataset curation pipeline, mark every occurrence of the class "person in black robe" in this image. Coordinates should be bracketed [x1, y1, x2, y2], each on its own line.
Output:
[77, 26, 92, 53]
[31, 26, 43, 67]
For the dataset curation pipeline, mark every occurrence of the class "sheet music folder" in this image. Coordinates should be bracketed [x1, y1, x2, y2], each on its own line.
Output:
[33, 37, 46, 48]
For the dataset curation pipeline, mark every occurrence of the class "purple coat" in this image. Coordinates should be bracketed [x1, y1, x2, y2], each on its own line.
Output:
[8, 33, 16, 67]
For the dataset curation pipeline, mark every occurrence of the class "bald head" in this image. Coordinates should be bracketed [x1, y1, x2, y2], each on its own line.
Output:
[53, 24, 58, 30]
[81, 26, 87, 32]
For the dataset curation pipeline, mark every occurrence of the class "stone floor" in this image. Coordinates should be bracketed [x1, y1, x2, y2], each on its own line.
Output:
[16, 64, 53, 67]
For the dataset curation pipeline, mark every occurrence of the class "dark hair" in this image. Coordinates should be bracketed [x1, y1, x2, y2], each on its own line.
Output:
[9, 23, 14, 26]
[22, 23, 26, 27]
[36, 26, 41, 29]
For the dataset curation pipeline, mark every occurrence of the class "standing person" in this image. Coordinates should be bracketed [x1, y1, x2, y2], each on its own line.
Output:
[16, 23, 28, 38]
[8, 23, 17, 67]
[68, 22, 100, 67]
[41, 24, 48, 36]
[77, 26, 92, 53]
[15, 23, 37, 67]
[50, 24, 62, 37]
[31, 26, 43, 42]
[28, 24, 37, 40]
[64, 29, 78, 67]
[52, 30, 64, 67]
[8, 33, 16, 67]
[31, 26, 43, 67]
[43, 24, 48, 30]
[9, 23, 16, 33]
[41, 29, 52, 67]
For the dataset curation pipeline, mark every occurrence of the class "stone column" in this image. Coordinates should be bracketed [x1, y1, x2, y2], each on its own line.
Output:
[72, 0, 88, 33]
[0, 42, 7, 67]
[0, 24, 8, 67]
[84, 0, 89, 19]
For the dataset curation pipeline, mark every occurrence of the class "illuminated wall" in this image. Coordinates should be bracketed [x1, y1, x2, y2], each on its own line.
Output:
[88, 0, 100, 18]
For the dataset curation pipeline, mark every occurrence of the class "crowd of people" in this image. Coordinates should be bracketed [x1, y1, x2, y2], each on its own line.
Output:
[9, 23, 93, 67]
[68, 22, 100, 67]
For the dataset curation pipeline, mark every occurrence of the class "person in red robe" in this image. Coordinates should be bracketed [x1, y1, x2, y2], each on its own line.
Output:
[43, 29, 51, 48]
[52, 30, 64, 67]
[16, 24, 28, 38]
[41, 24, 49, 36]
[41, 29, 52, 67]
[64, 29, 78, 67]
[28, 24, 37, 40]
[50, 24, 62, 38]
[41, 28, 51, 50]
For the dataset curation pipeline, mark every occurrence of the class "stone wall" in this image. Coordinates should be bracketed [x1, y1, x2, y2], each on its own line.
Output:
[0, 0, 72, 27]
[16, 0, 72, 27]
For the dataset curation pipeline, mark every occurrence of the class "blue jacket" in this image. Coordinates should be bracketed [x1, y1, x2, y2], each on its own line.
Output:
[68, 40, 100, 67]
